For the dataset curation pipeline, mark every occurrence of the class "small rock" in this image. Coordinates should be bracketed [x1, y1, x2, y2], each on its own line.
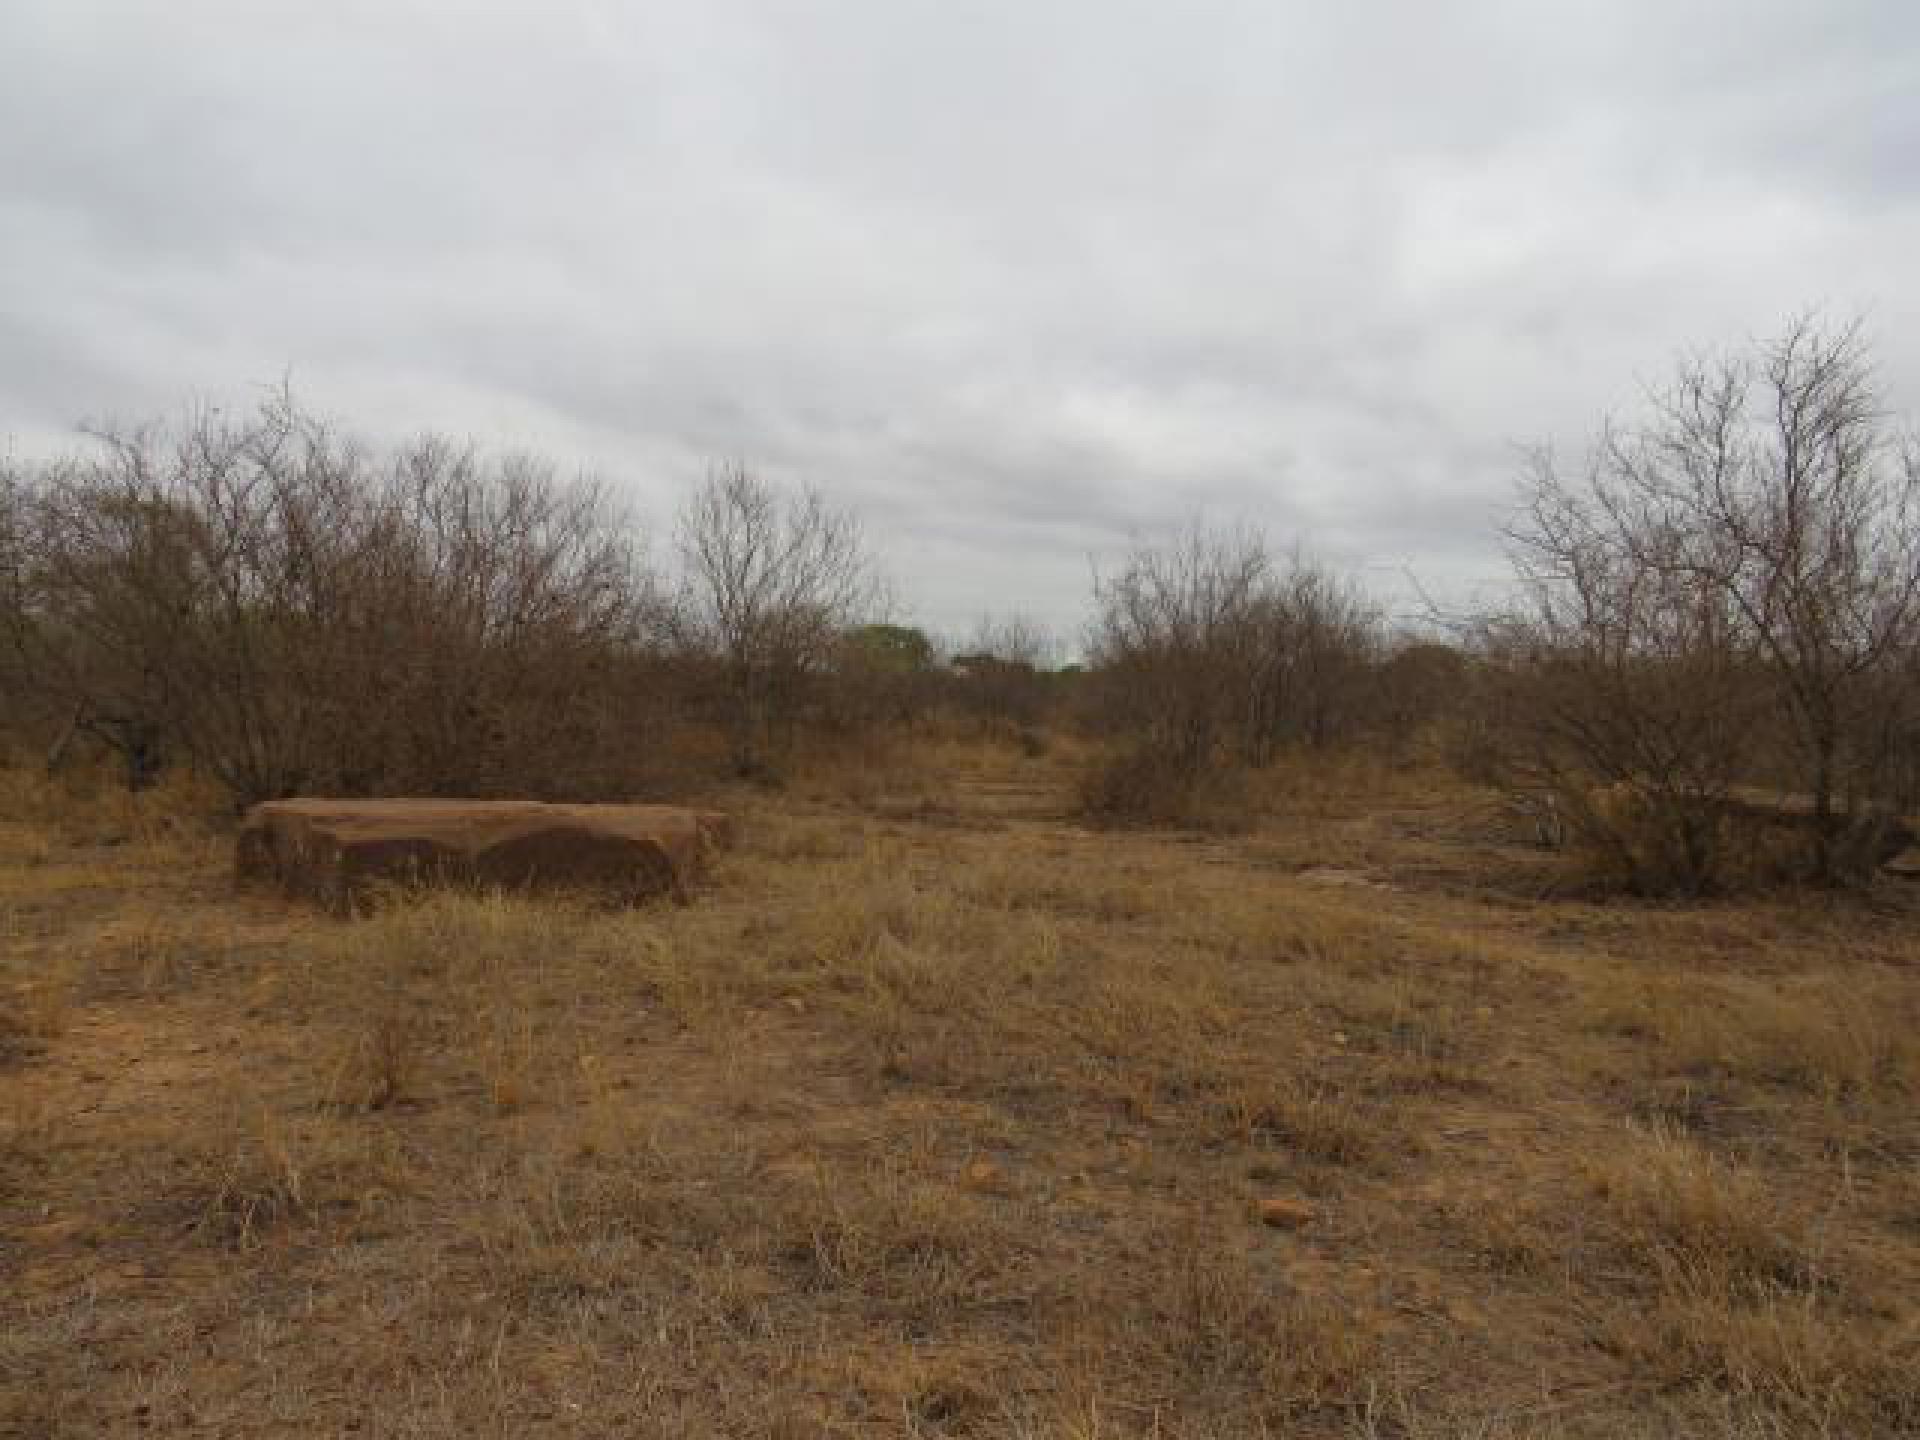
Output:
[1256, 1196, 1316, 1230]
[963, 1158, 1009, 1194]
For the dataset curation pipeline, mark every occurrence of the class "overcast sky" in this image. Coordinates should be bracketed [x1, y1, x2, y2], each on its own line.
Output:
[4, 2, 1918, 637]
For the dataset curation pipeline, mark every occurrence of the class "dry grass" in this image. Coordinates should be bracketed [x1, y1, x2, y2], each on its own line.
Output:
[1584, 1125, 1829, 1293]
[1585, 967, 1919, 1104]
[2, 744, 1917, 1436]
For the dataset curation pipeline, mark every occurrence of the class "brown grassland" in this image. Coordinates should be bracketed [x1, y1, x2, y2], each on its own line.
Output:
[2, 736, 1917, 1438]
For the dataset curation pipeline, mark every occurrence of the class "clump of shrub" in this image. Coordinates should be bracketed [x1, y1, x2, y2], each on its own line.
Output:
[1077, 744, 1251, 831]
[1555, 784, 1809, 896]
[4, 391, 673, 807]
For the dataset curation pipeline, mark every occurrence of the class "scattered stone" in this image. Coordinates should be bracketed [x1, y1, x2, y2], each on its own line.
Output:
[1256, 1196, 1316, 1230]
[962, 1158, 1010, 1194]
[237, 798, 733, 912]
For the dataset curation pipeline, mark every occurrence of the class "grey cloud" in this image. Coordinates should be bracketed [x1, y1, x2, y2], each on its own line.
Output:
[4, 0, 1919, 636]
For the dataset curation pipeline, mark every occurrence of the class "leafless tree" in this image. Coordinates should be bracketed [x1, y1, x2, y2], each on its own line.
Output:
[675, 462, 879, 775]
[1497, 314, 1920, 886]
[1490, 450, 1762, 890]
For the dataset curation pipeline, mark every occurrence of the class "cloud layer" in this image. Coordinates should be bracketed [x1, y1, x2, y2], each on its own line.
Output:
[5, 1, 1919, 635]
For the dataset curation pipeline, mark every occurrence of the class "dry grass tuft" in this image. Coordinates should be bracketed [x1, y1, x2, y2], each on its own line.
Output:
[185, 1103, 416, 1249]
[287, 889, 600, 1112]
[1, 956, 76, 1046]
[788, 738, 963, 818]
[0, 1091, 57, 1181]
[1218, 1079, 1378, 1166]
[1436, 1182, 1563, 1278]
[1585, 1125, 1829, 1294]
[0, 763, 227, 855]
[1589, 969, 1919, 1105]
[1599, 1287, 1920, 1434]
[773, 1160, 1012, 1318]
[1056, 1226, 1387, 1428]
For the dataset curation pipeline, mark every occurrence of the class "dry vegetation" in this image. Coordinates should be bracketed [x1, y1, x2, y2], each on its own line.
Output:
[4, 738, 1916, 1439]
[4, 314, 1919, 1436]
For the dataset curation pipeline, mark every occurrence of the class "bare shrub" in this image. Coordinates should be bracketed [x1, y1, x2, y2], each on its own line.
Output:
[1088, 521, 1270, 777]
[1239, 555, 1385, 761]
[1075, 741, 1252, 830]
[1083, 522, 1385, 823]
[675, 462, 880, 777]
[7, 390, 663, 804]
[1491, 315, 1920, 889]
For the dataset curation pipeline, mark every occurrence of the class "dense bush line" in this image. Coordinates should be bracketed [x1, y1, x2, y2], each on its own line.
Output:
[0, 395, 1073, 803]
[3, 393, 668, 801]
[6, 313, 1919, 892]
